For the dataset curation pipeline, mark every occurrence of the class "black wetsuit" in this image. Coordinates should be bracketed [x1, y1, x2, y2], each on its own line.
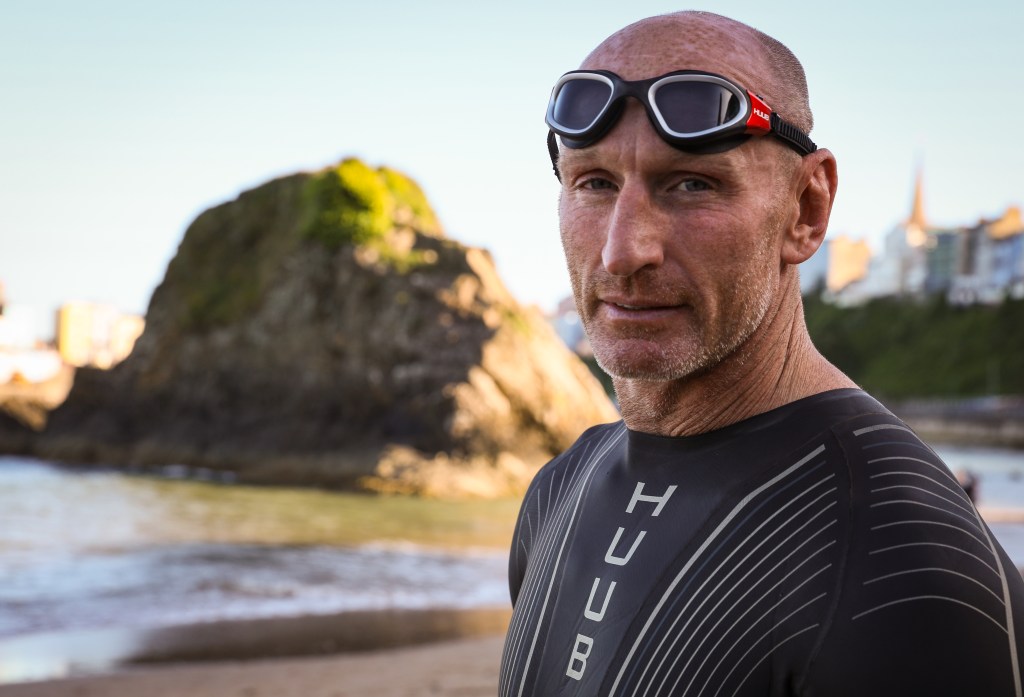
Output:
[500, 389, 1024, 696]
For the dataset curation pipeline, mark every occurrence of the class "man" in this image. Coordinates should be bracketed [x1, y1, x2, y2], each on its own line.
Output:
[500, 11, 1024, 697]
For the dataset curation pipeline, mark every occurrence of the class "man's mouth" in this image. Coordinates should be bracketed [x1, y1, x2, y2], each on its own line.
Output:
[603, 296, 681, 311]
[599, 298, 685, 318]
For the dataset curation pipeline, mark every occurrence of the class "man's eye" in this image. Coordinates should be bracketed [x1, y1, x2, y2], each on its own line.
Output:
[677, 179, 711, 192]
[582, 178, 616, 191]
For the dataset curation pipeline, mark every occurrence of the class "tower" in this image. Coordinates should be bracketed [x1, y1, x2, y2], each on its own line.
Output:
[905, 165, 928, 248]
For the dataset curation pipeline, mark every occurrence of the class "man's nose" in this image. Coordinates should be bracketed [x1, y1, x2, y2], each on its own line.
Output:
[601, 184, 665, 276]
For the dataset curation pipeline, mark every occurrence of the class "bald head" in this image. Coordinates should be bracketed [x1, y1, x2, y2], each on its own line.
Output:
[582, 11, 813, 134]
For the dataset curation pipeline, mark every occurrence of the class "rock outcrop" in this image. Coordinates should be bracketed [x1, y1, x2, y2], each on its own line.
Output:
[36, 159, 618, 496]
[0, 366, 74, 454]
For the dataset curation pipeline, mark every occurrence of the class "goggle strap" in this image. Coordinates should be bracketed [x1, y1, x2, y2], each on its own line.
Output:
[547, 131, 562, 181]
[770, 113, 817, 155]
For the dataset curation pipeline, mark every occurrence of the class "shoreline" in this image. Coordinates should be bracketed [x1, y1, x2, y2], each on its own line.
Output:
[0, 607, 511, 689]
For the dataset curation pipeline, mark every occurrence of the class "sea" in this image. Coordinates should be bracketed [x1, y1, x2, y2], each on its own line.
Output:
[1, 444, 1024, 682]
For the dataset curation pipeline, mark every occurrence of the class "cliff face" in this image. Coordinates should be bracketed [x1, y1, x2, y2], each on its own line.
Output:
[37, 159, 618, 497]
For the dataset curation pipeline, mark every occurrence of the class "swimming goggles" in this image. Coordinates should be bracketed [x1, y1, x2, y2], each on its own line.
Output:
[545, 69, 817, 179]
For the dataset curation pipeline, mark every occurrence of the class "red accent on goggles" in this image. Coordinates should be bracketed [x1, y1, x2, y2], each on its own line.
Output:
[544, 69, 816, 178]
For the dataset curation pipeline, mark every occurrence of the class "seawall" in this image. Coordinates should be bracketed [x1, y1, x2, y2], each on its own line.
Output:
[892, 396, 1024, 449]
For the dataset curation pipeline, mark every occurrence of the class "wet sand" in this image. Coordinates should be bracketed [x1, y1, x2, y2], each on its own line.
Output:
[0, 608, 511, 697]
[0, 635, 507, 697]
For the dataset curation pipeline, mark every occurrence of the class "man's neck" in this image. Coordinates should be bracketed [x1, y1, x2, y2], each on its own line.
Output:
[611, 291, 856, 438]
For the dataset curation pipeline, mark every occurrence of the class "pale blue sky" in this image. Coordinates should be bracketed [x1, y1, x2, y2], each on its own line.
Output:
[1, 1, 1021, 338]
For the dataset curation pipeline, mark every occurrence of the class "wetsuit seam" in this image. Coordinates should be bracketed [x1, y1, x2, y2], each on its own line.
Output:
[795, 425, 859, 696]
[508, 423, 615, 606]
[509, 463, 550, 606]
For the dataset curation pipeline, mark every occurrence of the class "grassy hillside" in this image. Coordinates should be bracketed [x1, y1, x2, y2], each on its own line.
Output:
[804, 294, 1024, 399]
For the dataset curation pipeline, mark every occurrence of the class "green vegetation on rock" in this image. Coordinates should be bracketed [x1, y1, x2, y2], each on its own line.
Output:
[804, 294, 1024, 399]
[162, 158, 446, 332]
[302, 159, 442, 249]
[303, 159, 393, 247]
[379, 166, 442, 236]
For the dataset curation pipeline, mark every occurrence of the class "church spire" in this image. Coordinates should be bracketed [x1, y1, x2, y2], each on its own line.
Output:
[908, 164, 927, 230]
[905, 163, 928, 247]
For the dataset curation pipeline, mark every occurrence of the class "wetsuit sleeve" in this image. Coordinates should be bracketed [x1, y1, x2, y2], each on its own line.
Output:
[509, 473, 544, 606]
[507, 423, 616, 607]
[805, 421, 1024, 696]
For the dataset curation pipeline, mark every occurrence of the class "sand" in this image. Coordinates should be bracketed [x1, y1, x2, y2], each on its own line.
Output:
[0, 635, 507, 697]
[0, 608, 512, 697]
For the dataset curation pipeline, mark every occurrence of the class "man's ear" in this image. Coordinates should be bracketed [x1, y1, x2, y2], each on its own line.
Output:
[781, 148, 838, 265]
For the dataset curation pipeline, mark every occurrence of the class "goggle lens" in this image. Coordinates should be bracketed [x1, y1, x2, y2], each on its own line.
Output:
[551, 78, 613, 132]
[653, 80, 743, 135]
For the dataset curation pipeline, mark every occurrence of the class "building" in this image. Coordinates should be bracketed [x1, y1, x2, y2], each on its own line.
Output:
[824, 234, 871, 293]
[56, 301, 145, 369]
[878, 166, 932, 297]
[830, 166, 1022, 307]
[923, 228, 958, 294]
[991, 209, 1024, 298]
[829, 168, 932, 305]
[0, 283, 63, 385]
[947, 206, 1024, 305]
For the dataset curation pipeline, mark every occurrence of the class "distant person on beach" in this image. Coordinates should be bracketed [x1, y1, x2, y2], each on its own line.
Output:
[500, 11, 1024, 697]
[956, 467, 980, 502]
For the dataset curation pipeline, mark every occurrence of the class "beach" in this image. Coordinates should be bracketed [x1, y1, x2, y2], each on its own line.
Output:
[0, 634, 507, 697]
[0, 608, 510, 697]
[4, 450, 1024, 695]
[0, 457, 519, 694]
[7, 521, 1024, 697]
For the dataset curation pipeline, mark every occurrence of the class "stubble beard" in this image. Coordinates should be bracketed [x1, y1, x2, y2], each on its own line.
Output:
[577, 241, 777, 384]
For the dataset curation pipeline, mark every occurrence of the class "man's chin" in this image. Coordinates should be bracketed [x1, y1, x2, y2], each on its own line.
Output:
[591, 339, 707, 382]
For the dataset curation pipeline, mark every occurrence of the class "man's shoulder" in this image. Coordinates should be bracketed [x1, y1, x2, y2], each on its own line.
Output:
[820, 406, 978, 553]
[805, 405, 1024, 695]
[780, 387, 894, 430]
[755, 395, 1024, 695]
[773, 389, 922, 469]
[537, 420, 626, 475]
[515, 420, 626, 518]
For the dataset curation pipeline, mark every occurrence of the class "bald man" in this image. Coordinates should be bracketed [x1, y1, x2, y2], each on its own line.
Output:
[500, 11, 1024, 697]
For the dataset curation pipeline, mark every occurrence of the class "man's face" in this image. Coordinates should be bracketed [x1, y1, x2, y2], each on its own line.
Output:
[558, 22, 798, 383]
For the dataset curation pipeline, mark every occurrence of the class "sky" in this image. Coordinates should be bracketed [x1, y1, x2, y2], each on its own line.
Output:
[1, 0, 1021, 340]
